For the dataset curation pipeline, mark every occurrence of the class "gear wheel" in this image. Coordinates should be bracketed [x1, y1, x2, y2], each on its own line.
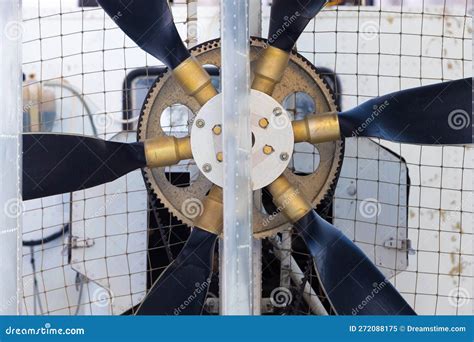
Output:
[137, 37, 344, 238]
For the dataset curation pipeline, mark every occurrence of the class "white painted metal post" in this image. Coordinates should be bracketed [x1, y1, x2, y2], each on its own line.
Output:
[0, 0, 22, 315]
[220, 0, 253, 315]
[249, 0, 262, 316]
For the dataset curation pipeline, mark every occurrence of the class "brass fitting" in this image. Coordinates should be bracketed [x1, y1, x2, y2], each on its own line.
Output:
[258, 118, 269, 129]
[212, 124, 222, 135]
[266, 175, 312, 223]
[216, 152, 223, 162]
[195, 186, 223, 235]
[252, 46, 290, 95]
[144, 136, 192, 168]
[263, 145, 274, 155]
[292, 112, 341, 144]
[172, 57, 218, 106]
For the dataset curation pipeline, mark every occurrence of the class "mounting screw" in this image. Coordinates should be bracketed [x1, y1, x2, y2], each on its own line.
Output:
[196, 119, 205, 128]
[216, 152, 223, 162]
[202, 163, 212, 173]
[263, 145, 274, 155]
[212, 124, 222, 135]
[280, 152, 289, 161]
[273, 107, 283, 116]
[258, 118, 269, 129]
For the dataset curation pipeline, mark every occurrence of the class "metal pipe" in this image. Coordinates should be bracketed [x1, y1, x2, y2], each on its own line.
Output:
[186, 0, 198, 48]
[249, 0, 263, 316]
[0, 0, 22, 315]
[220, 0, 253, 315]
[271, 237, 328, 315]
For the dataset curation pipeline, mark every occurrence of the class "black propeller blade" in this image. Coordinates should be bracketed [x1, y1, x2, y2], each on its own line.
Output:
[339, 78, 472, 145]
[294, 209, 416, 315]
[136, 227, 218, 315]
[97, 0, 189, 69]
[268, 0, 328, 51]
[22, 133, 146, 200]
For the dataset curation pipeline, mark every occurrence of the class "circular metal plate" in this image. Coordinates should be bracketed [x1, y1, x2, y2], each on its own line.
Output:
[190, 90, 294, 190]
[138, 38, 343, 238]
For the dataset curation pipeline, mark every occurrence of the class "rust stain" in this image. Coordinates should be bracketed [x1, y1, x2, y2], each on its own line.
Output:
[449, 258, 469, 277]
[454, 222, 463, 234]
[450, 252, 456, 264]
[440, 210, 446, 221]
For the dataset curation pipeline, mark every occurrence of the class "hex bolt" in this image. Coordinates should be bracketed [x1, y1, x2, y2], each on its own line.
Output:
[273, 107, 283, 116]
[280, 152, 289, 161]
[202, 163, 212, 173]
[196, 119, 205, 128]
[258, 118, 269, 129]
[212, 124, 222, 135]
[263, 145, 274, 155]
[216, 152, 223, 162]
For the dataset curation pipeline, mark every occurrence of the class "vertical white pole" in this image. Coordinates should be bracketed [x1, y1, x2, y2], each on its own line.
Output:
[0, 0, 22, 315]
[220, 0, 253, 315]
[249, 0, 262, 316]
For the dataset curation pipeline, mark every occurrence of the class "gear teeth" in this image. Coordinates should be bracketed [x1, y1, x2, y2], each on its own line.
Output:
[137, 37, 344, 235]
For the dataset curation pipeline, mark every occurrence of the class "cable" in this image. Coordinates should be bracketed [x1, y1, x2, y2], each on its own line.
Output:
[22, 223, 70, 247]
[43, 81, 99, 137]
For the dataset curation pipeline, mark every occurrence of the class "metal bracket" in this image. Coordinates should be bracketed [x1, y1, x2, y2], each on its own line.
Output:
[71, 236, 95, 249]
[206, 298, 274, 314]
[383, 238, 415, 255]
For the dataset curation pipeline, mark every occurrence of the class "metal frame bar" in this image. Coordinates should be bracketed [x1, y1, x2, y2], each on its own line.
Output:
[0, 0, 22, 315]
[249, 0, 262, 316]
[220, 0, 253, 315]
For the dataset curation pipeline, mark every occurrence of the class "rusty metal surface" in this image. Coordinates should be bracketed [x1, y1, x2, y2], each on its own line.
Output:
[138, 38, 343, 238]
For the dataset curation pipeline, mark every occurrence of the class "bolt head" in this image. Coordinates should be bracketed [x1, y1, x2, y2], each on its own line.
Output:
[280, 152, 289, 161]
[258, 118, 269, 129]
[202, 163, 212, 173]
[263, 145, 274, 155]
[273, 107, 283, 116]
[216, 152, 223, 162]
[196, 119, 205, 128]
[212, 124, 222, 135]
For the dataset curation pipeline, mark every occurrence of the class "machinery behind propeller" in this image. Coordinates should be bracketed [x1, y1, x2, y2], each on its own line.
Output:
[22, 0, 472, 315]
